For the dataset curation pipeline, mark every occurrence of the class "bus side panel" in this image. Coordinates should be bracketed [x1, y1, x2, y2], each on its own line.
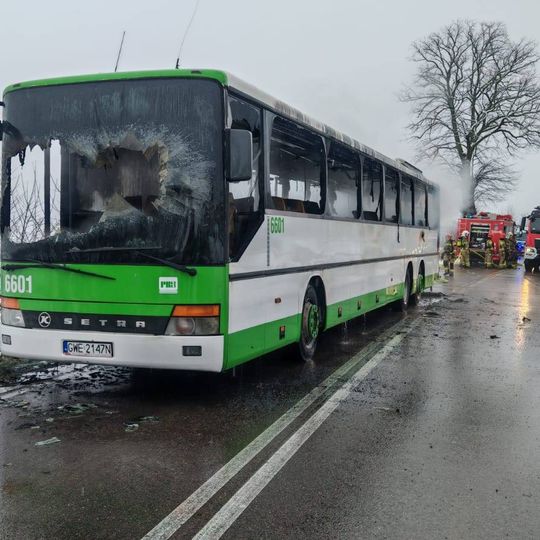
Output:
[227, 215, 438, 368]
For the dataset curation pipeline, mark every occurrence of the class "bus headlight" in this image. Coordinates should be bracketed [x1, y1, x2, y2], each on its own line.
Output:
[0, 297, 25, 328]
[165, 305, 220, 336]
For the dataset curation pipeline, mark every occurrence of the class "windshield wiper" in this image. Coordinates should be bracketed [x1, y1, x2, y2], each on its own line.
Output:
[65, 247, 197, 276]
[1, 259, 116, 280]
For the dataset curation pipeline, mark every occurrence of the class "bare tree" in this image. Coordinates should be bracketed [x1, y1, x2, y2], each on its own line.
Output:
[471, 155, 518, 207]
[401, 20, 540, 213]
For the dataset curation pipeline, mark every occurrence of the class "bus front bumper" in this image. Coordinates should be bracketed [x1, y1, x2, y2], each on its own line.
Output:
[0, 326, 224, 372]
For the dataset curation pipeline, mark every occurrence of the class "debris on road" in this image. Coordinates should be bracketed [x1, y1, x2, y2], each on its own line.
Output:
[57, 403, 97, 414]
[14, 423, 38, 431]
[490, 335, 500, 339]
[422, 291, 446, 298]
[124, 423, 139, 433]
[137, 416, 160, 423]
[450, 297, 468, 303]
[35, 437, 61, 447]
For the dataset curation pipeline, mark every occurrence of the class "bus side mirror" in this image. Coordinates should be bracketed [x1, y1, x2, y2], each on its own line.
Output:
[226, 129, 252, 182]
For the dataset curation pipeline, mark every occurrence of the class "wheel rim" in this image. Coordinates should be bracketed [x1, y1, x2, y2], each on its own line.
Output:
[302, 301, 319, 348]
[307, 304, 319, 339]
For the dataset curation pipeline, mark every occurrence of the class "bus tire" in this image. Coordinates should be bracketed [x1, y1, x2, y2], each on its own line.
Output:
[298, 285, 321, 361]
[410, 265, 424, 306]
[524, 259, 533, 273]
[393, 268, 412, 312]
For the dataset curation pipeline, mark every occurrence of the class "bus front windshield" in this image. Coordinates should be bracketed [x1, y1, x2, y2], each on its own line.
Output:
[1, 78, 225, 265]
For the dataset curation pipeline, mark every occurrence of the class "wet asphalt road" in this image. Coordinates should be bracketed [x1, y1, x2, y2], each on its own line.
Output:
[0, 268, 539, 539]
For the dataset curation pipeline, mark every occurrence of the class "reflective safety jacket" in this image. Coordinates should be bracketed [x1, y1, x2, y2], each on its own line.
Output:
[457, 238, 470, 250]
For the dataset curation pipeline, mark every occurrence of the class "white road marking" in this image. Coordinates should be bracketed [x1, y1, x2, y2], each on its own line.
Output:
[142, 318, 417, 540]
[192, 332, 407, 540]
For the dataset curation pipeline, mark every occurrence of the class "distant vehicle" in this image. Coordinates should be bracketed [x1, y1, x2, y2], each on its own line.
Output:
[516, 237, 526, 256]
[0, 69, 440, 371]
[456, 212, 515, 266]
[521, 207, 540, 273]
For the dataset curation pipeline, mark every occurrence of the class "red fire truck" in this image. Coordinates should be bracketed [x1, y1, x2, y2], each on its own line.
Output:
[456, 212, 515, 266]
[521, 206, 540, 273]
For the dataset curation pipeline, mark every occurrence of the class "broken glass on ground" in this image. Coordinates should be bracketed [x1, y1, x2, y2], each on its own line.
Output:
[35, 437, 60, 446]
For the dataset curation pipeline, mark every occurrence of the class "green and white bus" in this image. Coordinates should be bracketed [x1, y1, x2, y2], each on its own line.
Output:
[0, 69, 439, 371]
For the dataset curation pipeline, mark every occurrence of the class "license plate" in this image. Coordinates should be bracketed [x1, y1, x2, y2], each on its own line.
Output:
[63, 340, 113, 358]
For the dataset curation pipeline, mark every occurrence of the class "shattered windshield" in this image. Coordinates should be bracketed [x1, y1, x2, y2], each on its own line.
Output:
[1, 78, 225, 265]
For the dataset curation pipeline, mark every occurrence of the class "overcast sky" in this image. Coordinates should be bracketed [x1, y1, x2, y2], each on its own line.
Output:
[2, 0, 539, 224]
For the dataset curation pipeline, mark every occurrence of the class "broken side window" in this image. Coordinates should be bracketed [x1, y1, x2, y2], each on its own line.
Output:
[327, 142, 360, 219]
[361, 157, 383, 221]
[384, 167, 400, 224]
[414, 180, 427, 227]
[400, 175, 414, 226]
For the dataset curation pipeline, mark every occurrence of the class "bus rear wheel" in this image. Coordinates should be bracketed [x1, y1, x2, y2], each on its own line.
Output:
[393, 268, 412, 312]
[410, 268, 424, 306]
[298, 285, 321, 361]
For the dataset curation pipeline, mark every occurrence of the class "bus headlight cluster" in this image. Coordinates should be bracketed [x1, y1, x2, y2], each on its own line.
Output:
[0, 297, 25, 328]
[165, 305, 220, 336]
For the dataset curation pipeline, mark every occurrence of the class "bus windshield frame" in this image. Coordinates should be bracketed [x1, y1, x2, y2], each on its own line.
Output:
[1, 77, 226, 266]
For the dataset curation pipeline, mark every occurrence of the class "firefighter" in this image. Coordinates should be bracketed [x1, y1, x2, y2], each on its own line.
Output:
[498, 235, 507, 269]
[506, 232, 518, 269]
[485, 235, 494, 268]
[442, 234, 455, 276]
[457, 231, 471, 268]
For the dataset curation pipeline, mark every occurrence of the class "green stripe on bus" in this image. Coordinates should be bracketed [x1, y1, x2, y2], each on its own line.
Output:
[225, 273, 438, 370]
[3, 69, 229, 95]
[226, 313, 301, 369]
[3, 264, 227, 305]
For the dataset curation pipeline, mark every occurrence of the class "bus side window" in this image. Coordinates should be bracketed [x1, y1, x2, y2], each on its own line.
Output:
[228, 96, 263, 261]
[427, 185, 440, 229]
[269, 117, 324, 214]
[414, 180, 427, 227]
[401, 175, 414, 226]
[327, 142, 360, 219]
[361, 157, 382, 221]
[384, 167, 399, 224]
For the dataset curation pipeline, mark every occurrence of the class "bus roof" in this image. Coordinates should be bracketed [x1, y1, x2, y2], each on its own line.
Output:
[3, 68, 433, 185]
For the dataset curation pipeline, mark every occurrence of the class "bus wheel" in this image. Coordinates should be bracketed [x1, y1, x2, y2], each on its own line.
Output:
[298, 285, 321, 361]
[410, 268, 424, 306]
[524, 260, 533, 273]
[393, 269, 412, 312]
